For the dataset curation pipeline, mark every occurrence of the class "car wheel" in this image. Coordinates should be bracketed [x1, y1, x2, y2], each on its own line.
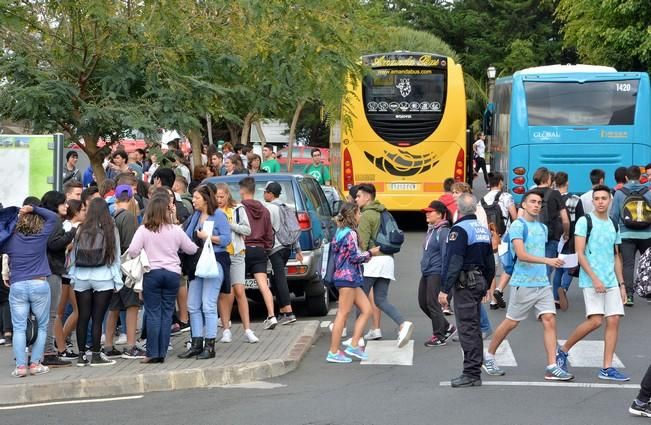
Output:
[306, 282, 329, 317]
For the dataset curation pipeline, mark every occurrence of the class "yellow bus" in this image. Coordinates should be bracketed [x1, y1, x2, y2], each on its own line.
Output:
[330, 51, 468, 211]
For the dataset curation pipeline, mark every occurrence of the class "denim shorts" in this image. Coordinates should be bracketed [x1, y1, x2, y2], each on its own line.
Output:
[72, 279, 116, 292]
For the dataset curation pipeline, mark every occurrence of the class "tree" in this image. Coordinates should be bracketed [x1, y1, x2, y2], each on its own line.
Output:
[556, 0, 651, 71]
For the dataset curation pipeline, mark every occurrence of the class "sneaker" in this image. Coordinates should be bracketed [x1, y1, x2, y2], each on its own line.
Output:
[397, 321, 414, 348]
[344, 345, 369, 361]
[364, 328, 382, 341]
[489, 303, 499, 310]
[170, 323, 181, 335]
[77, 353, 90, 367]
[326, 350, 352, 364]
[342, 337, 365, 348]
[115, 333, 128, 345]
[11, 365, 27, 378]
[102, 347, 123, 359]
[90, 351, 116, 367]
[442, 307, 453, 316]
[625, 294, 634, 306]
[58, 349, 79, 360]
[263, 316, 278, 330]
[121, 346, 147, 359]
[29, 362, 49, 375]
[244, 329, 259, 344]
[545, 364, 574, 381]
[328, 323, 347, 338]
[137, 339, 146, 351]
[425, 335, 446, 347]
[630, 400, 651, 417]
[220, 329, 232, 343]
[42, 354, 71, 368]
[493, 289, 506, 308]
[0, 338, 5, 345]
[482, 358, 505, 376]
[443, 324, 457, 341]
[278, 313, 297, 325]
[168, 342, 173, 351]
[598, 367, 630, 382]
[556, 346, 569, 372]
[178, 321, 191, 333]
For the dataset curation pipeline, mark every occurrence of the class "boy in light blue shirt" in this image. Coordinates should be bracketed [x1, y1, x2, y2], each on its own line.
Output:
[557, 185, 628, 382]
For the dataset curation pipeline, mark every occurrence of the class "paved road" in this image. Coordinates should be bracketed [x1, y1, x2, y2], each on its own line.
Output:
[4, 185, 648, 425]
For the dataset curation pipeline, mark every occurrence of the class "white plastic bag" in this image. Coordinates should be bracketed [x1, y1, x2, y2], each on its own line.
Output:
[195, 221, 221, 279]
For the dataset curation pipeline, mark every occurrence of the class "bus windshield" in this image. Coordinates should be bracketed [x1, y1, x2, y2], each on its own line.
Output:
[363, 69, 445, 115]
[525, 80, 639, 126]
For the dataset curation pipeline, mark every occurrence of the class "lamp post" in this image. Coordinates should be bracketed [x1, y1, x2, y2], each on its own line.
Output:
[486, 66, 496, 159]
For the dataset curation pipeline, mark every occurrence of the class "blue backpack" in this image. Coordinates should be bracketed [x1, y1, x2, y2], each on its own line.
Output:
[375, 210, 404, 254]
[500, 218, 544, 275]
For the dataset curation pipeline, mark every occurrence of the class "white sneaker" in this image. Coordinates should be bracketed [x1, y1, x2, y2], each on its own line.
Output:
[218, 320, 231, 328]
[342, 337, 365, 348]
[328, 323, 347, 338]
[263, 316, 278, 330]
[244, 329, 259, 344]
[364, 328, 382, 340]
[115, 333, 127, 345]
[220, 329, 232, 343]
[397, 321, 414, 348]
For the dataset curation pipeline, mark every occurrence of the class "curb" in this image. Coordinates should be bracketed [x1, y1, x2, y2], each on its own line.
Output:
[0, 321, 320, 406]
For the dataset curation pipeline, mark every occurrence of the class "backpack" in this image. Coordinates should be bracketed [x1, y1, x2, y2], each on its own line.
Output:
[322, 241, 337, 287]
[620, 187, 651, 230]
[74, 225, 106, 267]
[499, 218, 540, 275]
[481, 193, 506, 237]
[635, 247, 651, 298]
[275, 203, 302, 246]
[374, 210, 405, 254]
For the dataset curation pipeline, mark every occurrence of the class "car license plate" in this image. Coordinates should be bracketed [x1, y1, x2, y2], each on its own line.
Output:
[244, 278, 258, 289]
[389, 183, 418, 191]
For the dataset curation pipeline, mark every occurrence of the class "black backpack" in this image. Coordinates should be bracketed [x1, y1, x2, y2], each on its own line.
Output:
[620, 187, 651, 229]
[374, 210, 404, 254]
[74, 226, 106, 267]
[481, 193, 506, 236]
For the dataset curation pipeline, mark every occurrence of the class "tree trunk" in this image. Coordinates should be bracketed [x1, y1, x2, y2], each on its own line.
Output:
[226, 122, 240, 144]
[206, 113, 213, 146]
[187, 128, 203, 170]
[253, 120, 267, 144]
[79, 136, 106, 184]
[287, 100, 305, 172]
[240, 112, 255, 145]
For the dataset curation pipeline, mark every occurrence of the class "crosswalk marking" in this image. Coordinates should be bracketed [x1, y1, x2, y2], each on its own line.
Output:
[558, 340, 625, 368]
[361, 340, 414, 366]
[439, 381, 638, 389]
[483, 339, 518, 367]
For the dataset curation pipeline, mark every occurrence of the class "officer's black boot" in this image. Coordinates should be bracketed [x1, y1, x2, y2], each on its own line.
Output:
[197, 338, 216, 360]
[451, 375, 482, 388]
[178, 337, 203, 359]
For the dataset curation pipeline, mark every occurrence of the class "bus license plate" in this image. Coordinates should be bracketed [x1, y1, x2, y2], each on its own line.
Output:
[390, 183, 418, 191]
[244, 279, 258, 289]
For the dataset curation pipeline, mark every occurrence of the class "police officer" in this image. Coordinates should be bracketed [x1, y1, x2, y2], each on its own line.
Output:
[439, 193, 495, 387]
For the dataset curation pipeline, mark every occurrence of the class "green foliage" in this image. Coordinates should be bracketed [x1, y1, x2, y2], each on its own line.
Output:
[368, 26, 457, 59]
[556, 0, 651, 71]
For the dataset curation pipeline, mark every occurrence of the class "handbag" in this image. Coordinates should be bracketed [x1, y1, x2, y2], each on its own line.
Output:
[195, 221, 221, 279]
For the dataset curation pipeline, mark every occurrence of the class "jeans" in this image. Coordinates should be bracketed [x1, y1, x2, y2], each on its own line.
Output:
[545, 240, 560, 281]
[269, 248, 292, 309]
[638, 363, 651, 401]
[474, 156, 488, 185]
[552, 267, 573, 301]
[621, 238, 651, 296]
[417, 275, 449, 338]
[479, 304, 491, 333]
[142, 269, 180, 358]
[45, 274, 62, 354]
[362, 277, 404, 326]
[188, 271, 223, 339]
[10, 280, 50, 367]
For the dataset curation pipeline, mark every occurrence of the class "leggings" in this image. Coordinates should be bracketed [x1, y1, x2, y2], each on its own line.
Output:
[362, 277, 404, 326]
[76, 289, 113, 353]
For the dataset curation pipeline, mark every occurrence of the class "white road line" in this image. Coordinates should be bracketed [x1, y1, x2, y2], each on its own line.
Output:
[218, 381, 287, 389]
[483, 339, 517, 367]
[558, 340, 625, 368]
[327, 308, 338, 316]
[361, 340, 414, 366]
[0, 395, 144, 410]
[439, 381, 638, 389]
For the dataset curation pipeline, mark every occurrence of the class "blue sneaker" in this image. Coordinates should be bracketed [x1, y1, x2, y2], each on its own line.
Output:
[326, 351, 352, 364]
[545, 364, 574, 381]
[599, 367, 630, 382]
[344, 345, 369, 361]
[556, 346, 569, 372]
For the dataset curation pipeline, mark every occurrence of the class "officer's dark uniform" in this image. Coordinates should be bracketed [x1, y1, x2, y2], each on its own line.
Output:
[441, 214, 495, 385]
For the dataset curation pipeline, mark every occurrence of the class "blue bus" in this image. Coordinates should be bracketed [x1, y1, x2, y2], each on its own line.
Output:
[489, 65, 651, 201]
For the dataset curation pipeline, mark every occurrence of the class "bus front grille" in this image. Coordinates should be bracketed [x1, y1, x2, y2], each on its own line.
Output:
[368, 117, 441, 144]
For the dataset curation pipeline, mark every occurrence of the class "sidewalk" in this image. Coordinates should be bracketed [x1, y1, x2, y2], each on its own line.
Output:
[0, 320, 319, 406]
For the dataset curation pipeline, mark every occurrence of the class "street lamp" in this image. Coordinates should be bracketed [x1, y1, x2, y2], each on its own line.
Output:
[487, 66, 496, 80]
[486, 66, 497, 161]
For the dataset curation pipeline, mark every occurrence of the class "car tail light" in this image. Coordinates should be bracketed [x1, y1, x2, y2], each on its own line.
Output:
[343, 148, 354, 189]
[297, 212, 311, 230]
[513, 186, 526, 195]
[286, 265, 308, 275]
[513, 167, 526, 175]
[454, 149, 465, 181]
[513, 176, 525, 185]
